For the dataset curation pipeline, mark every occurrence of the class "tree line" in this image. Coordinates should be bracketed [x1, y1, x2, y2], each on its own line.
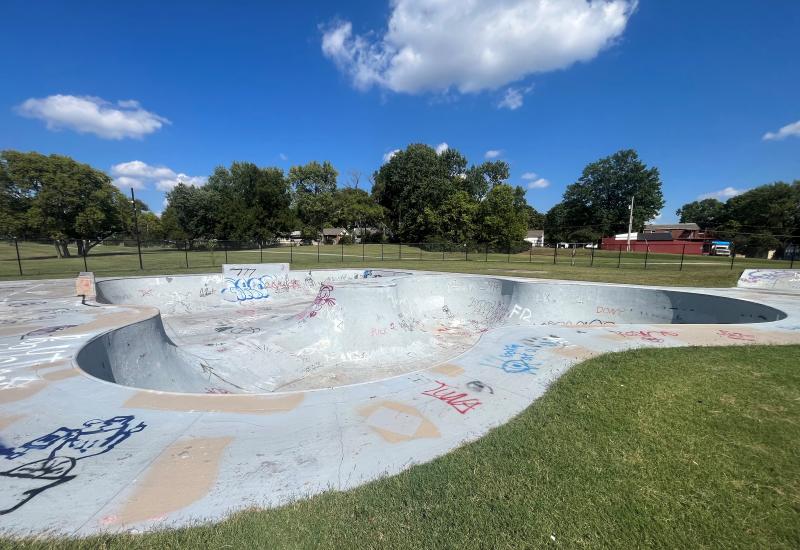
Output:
[675, 181, 800, 257]
[2, 147, 797, 258]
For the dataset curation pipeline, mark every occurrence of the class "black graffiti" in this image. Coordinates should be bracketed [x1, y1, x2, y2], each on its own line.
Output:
[214, 326, 261, 335]
[0, 415, 146, 515]
[466, 380, 494, 394]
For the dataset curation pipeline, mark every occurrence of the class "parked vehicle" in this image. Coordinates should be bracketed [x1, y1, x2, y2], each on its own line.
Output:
[710, 241, 731, 256]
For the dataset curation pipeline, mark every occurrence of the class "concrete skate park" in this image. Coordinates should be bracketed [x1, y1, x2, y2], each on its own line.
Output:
[1, 265, 799, 537]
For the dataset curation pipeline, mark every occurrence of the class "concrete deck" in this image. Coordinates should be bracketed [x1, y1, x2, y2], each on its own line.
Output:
[1, 268, 799, 537]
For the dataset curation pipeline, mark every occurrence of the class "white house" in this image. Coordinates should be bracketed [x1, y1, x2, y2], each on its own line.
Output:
[524, 229, 545, 247]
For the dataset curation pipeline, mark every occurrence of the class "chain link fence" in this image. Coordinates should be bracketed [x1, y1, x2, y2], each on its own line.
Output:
[1, 237, 797, 279]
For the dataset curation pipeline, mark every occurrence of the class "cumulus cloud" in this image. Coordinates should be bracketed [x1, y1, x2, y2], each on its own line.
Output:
[435, 142, 449, 155]
[484, 149, 502, 159]
[697, 186, 747, 200]
[321, 0, 636, 95]
[763, 119, 800, 141]
[522, 171, 550, 189]
[16, 95, 169, 139]
[498, 85, 534, 110]
[382, 149, 400, 163]
[111, 160, 206, 192]
[279, 153, 288, 161]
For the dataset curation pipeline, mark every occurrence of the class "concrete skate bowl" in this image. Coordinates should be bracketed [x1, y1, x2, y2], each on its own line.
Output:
[77, 270, 787, 395]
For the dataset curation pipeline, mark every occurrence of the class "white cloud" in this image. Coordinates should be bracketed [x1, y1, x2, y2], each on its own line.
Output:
[763, 119, 800, 141]
[522, 171, 550, 189]
[279, 153, 288, 161]
[321, 0, 636, 95]
[17, 95, 169, 139]
[527, 178, 550, 189]
[435, 142, 449, 155]
[111, 160, 206, 192]
[498, 85, 533, 110]
[382, 149, 400, 163]
[697, 186, 747, 200]
[485, 149, 502, 159]
[112, 176, 145, 191]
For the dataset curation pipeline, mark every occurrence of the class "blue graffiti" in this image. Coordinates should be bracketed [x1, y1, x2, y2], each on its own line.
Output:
[0, 415, 146, 515]
[221, 276, 271, 302]
[482, 337, 564, 375]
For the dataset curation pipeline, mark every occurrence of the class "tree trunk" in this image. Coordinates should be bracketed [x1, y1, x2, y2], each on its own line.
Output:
[56, 240, 71, 258]
[77, 239, 85, 256]
[54, 240, 63, 258]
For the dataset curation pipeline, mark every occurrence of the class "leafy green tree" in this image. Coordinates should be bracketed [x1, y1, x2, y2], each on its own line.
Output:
[476, 184, 529, 250]
[675, 198, 725, 229]
[723, 181, 800, 257]
[330, 188, 385, 233]
[288, 161, 339, 235]
[524, 205, 545, 229]
[164, 183, 221, 241]
[205, 162, 293, 240]
[1, 150, 128, 256]
[562, 149, 664, 237]
[430, 190, 477, 243]
[543, 203, 570, 244]
[288, 161, 338, 196]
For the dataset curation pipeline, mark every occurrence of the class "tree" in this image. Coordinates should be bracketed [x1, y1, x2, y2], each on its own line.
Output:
[561, 150, 664, 237]
[524, 205, 545, 229]
[288, 161, 339, 235]
[1, 151, 128, 256]
[543, 203, 570, 245]
[476, 184, 529, 250]
[330, 188, 384, 233]
[164, 183, 221, 241]
[675, 198, 725, 229]
[723, 181, 800, 257]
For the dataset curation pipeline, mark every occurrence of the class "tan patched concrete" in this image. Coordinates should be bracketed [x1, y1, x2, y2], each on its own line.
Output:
[359, 401, 440, 443]
[430, 363, 465, 377]
[113, 436, 233, 525]
[124, 391, 304, 414]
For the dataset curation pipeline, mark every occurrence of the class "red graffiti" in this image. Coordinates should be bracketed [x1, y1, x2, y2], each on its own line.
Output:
[717, 329, 755, 342]
[613, 329, 678, 343]
[422, 381, 481, 414]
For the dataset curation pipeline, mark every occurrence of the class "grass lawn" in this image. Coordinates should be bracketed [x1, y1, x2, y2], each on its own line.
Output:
[11, 345, 799, 549]
[3, 240, 794, 287]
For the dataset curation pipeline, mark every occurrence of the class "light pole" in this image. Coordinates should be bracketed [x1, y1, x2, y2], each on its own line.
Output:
[130, 187, 143, 270]
[626, 195, 635, 253]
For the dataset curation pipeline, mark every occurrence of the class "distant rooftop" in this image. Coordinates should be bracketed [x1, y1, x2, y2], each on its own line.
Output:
[526, 229, 544, 238]
[644, 223, 700, 231]
[322, 227, 347, 236]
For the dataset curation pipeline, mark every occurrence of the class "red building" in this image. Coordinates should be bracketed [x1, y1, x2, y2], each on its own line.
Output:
[601, 224, 705, 254]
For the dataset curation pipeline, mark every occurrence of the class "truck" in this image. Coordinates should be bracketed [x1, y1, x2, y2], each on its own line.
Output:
[710, 241, 731, 256]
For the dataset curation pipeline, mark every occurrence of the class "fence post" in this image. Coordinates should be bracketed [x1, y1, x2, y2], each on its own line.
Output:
[553, 245, 557, 265]
[362, 240, 365, 262]
[318, 241, 320, 263]
[381, 242, 384, 261]
[529, 245, 532, 263]
[617, 243, 622, 268]
[590, 245, 595, 267]
[485, 243, 488, 262]
[730, 244, 735, 270]
[679, 243, 685, 271]
[259, 241, 263, 263]
[14, 237, 22, 276]
[791, 248, 795, 269]
[465, 243, 468, 261]
[130, 188, 144, 270]
[399, 243, 402, 260]
[341, 241, 344, 262]
[643, 241, 649, 270]
[507, 244, 511, 263]
[442, 243, 445, 261]
[185, 241, 190, 269]
[82, 239, 88, 272]
[290, 243, 293, 263]
[224, 242, 228, 264]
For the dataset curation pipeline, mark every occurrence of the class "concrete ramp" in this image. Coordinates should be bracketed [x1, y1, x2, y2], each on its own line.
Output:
[738, 269, 800, 292]
[80, 270, 787, 395]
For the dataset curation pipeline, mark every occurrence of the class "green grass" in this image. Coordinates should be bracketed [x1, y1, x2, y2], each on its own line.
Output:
[11, 345, 799, 549]
[2, 240, 794, 287]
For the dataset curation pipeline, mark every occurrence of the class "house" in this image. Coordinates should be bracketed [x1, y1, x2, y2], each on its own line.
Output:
[524, 229, 545, 247]
[322, 227, 348, 245]
[643, 223, 704, 240]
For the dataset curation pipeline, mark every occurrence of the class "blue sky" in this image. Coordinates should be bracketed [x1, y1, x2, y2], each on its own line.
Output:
[1, 1, 798, 222]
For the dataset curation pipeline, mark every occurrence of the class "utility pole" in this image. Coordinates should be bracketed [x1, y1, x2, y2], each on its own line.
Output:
[130, 187, 143, 270]
[626, 195, 635, 253]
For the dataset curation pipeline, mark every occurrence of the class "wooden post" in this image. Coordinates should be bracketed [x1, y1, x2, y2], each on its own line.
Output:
[14, 237, 22, 276]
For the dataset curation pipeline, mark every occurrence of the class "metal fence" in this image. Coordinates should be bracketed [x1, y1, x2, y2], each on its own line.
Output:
[1, 237, 797, 279]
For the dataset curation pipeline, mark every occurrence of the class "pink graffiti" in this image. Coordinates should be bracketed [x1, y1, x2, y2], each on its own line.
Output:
[422, 380, 481, 414]
[297, 284, 336, 321]
[717, 329, 755, 342]
[613, 329, 679, 343]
